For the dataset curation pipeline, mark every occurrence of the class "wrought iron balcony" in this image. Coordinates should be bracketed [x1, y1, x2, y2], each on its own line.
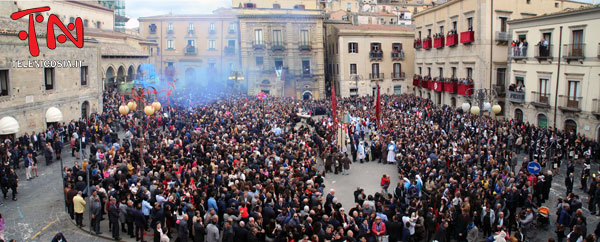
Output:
[510, 47, 527, 60]
[558, 95, 582, 112]
[592, 99, 600, 115]
[391, 52, 404, 60]
[391, 72, 405, 80]
[531, 91, 551, 108]
[185, 46, 196, 56]
[369, 73, 384, 80]
[167, 29, 174, 34]
[252, 41, 265, 50]
[369, 51, 383, 60]
[495, 31, 510, 43]
[508, 90, 525, 103]
[272, 43, 285, 51]
[563, 44, 585, 60]
[534, 44, 553, 60]
[299, 44, 312, 51]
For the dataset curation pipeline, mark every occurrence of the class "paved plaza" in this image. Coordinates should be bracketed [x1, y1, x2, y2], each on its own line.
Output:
[1, 139, 599, 242]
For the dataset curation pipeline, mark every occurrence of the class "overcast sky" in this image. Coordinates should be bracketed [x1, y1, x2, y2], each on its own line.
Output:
[124, 0, 597, 28]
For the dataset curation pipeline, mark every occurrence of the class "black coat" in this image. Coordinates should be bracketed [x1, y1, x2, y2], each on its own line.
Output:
[109, 204, 120, 223]
[223, 227, 235, 242]
[178, 219, 189, 242]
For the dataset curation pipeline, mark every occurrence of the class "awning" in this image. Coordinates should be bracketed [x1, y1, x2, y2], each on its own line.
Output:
[0, 116, 19, 135]
[46, 107, 63, 123]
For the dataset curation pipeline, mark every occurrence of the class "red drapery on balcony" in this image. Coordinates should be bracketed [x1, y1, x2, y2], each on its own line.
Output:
[457, 84, 474, 96]
[433, 81, 443, 91]
[443, 82, 457, 93]
[460, 31, 474, 44]
[446, 34, 458, 46]
[428, 81, 435, 90]
[420, 79, 429, 88]
[434, 37, 445, 48]
[413, 77, 420, 86]
[423, 39, 432, 49]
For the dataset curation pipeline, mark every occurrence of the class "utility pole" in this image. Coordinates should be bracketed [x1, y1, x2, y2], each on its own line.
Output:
[553, 26, 563, 131]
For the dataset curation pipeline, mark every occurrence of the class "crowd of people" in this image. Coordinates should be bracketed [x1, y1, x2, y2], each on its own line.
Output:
[2, 88, 600, 242]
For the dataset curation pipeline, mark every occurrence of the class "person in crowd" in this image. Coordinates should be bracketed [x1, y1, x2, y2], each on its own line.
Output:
[73, 191, 86, 228]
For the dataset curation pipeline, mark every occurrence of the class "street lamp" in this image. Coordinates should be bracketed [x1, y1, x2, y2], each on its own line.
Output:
[119, 87, 160, 168]
[229, 71, 245, 93]
[462, 88, 502, 116]
[461, 88, 502, 156]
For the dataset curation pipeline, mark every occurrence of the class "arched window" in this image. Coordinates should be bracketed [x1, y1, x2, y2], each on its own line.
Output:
[565, 119, 577, 134]
[537, 114, 548, 127]
[514, 109, 523, 122]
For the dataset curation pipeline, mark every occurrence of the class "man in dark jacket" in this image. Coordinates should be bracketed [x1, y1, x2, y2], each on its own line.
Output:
[109, 198, 121, 240]
[222, 220, 235, 242]
[151, 202, 165, 242]
[178, 214, 189, 242]
[133, 203, 147, 241]
[387, 215, 402, 242]
[90, 192, 102, 235]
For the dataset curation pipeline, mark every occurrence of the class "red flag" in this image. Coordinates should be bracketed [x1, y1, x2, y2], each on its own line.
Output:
[376, 84, 381, 127]
[331, 81, 337, 127]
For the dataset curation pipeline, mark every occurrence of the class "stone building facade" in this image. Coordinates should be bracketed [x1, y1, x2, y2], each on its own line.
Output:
[0, 16, 101, 136]
[325, 23, 415, 98]
[138, 9, 240, 89]
[412, 0, 588, 111]
[505, 6, 600, 139]
[235, 0, 326, 99]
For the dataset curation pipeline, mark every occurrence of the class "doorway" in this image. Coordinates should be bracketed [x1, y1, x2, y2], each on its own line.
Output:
[81, 101, 90, 119]
[565, 119, 577, 135]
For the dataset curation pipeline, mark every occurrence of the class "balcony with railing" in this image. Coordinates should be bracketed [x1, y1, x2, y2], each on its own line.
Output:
[188, 29, 195, 35]
[391, 52, 404, 60]
[559, 95, 582, 112]
[446, 34, 458, 47]
[510, 47, 527, 60]
[434, 36, 445, 49]
[185, 46, 196, 56]
[508, 90, 525, 103]
[209, 29, 216, 34]
[495, 32, 510, 43]
[420, 79, 430, 89]
[224, 46, 235, 55]
[443, 81, 458, 93]
[369, 73, 384, 80]
[563, 44, 585, 61]
[534, 44, 553, 60]
[422, 38, 432, 50]
[592, 99, 600, 115]
[414, 39, 422, 49]
[252, 41, 265, 50]
[272, 43, 285, 51]
[457, 83, 474, 96]
[391, 72, 405, 80]
[299, 43, 312, 51]
[369, 51, 383, 60]
[167, 29, 174, 34]
[460, 30, 474, 44]
[531, 91, 551, 108]
[413, 76, 421, 86]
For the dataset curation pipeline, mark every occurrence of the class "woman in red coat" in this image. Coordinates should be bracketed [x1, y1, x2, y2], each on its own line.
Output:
[372, 216, 387, 239]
